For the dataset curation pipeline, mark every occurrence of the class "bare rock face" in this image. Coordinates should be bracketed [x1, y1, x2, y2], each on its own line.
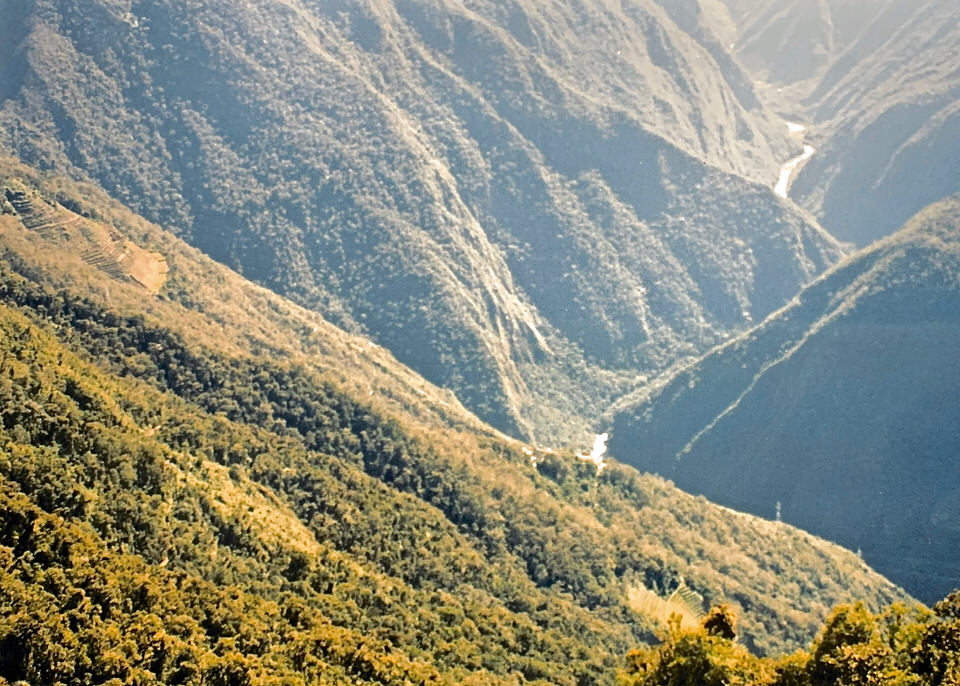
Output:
[0, 0, 843, 439]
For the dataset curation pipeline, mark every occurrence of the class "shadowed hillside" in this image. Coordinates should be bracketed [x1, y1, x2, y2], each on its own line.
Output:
[0, 0, 844, 440]
[608, 194, 960, 603]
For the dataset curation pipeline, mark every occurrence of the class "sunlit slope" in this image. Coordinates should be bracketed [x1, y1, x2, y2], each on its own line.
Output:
[0, 154, 489, 437]
[0, 0, 844, 439]
[609, 194, 960, 603]
[0, 160, 908, 673]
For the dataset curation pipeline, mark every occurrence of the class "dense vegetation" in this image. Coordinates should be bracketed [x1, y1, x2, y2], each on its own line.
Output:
[623, 597, 960, 686]
[0, 0, 845, 440]
[609, 194, 960, 604]
[0, 276, 638, 684]
[0, 487, 448, 686]
[0, 169, 913, 683]
[0, 252, 937, 685]
[0, 2, 956, 683]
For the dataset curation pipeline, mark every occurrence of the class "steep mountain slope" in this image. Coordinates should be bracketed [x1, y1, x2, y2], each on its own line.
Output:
[608, 194, 960, 604]
[0, 0, 844, 440]
[714, 0, 960, 247]
[717, 0, 905, 90]
[0, 154, 490, 439]
[791, 0, 960, 246]
[0, 159, 910, 678]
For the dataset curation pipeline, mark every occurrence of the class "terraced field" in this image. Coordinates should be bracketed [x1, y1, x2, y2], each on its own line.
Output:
[4, 181, 168, 293]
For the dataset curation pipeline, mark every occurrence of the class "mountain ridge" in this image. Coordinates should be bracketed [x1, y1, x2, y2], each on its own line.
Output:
[608, 193, 960, 603]
[0, 155, 910, 670]
[0, 0, 845, 440]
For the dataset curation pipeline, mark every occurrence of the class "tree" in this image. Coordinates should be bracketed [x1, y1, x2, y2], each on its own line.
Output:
[621, 609, 774, 686]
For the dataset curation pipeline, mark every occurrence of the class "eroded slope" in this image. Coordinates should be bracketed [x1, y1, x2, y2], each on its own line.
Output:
[0, 0, 843, 439]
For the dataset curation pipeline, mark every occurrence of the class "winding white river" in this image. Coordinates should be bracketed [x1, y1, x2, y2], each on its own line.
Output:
[775, 122, 814, 199]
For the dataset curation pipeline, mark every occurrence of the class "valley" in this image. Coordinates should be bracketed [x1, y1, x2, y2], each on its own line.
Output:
[773, 122, 814, 199]
[720, 0, 960, 245]
[0, 0, 958, 683]
[607, 194, 960, 604]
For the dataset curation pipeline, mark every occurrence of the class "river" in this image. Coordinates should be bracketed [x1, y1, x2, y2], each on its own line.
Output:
[775, 122, 814, 199]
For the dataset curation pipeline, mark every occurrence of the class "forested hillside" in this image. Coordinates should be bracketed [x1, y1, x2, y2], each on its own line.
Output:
[0, 0, 845, 440]
[608, 194, 960, 604]
[1, 2, 958, 682]
[0, 162, 908, 683]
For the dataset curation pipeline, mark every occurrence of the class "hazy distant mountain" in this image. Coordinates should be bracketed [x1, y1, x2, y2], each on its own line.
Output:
[608, 194, 960, 603]
[0, 0, 844, 440]
[715, 0, 960, 247]
[792, 0, 960, 246]
[716, 0, 904, 88]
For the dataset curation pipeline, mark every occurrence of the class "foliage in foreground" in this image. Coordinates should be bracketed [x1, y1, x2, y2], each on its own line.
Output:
[623, 599, 960, 686]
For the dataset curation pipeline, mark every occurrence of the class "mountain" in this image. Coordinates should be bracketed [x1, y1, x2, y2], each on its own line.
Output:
[714, 0, 960, 247]
[607, 194, 960, 604]
[0, 157, 910, 682]
[0, 0, 845, 441]
[792, 0, 960, 247]
[716, 0, 907, 90]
